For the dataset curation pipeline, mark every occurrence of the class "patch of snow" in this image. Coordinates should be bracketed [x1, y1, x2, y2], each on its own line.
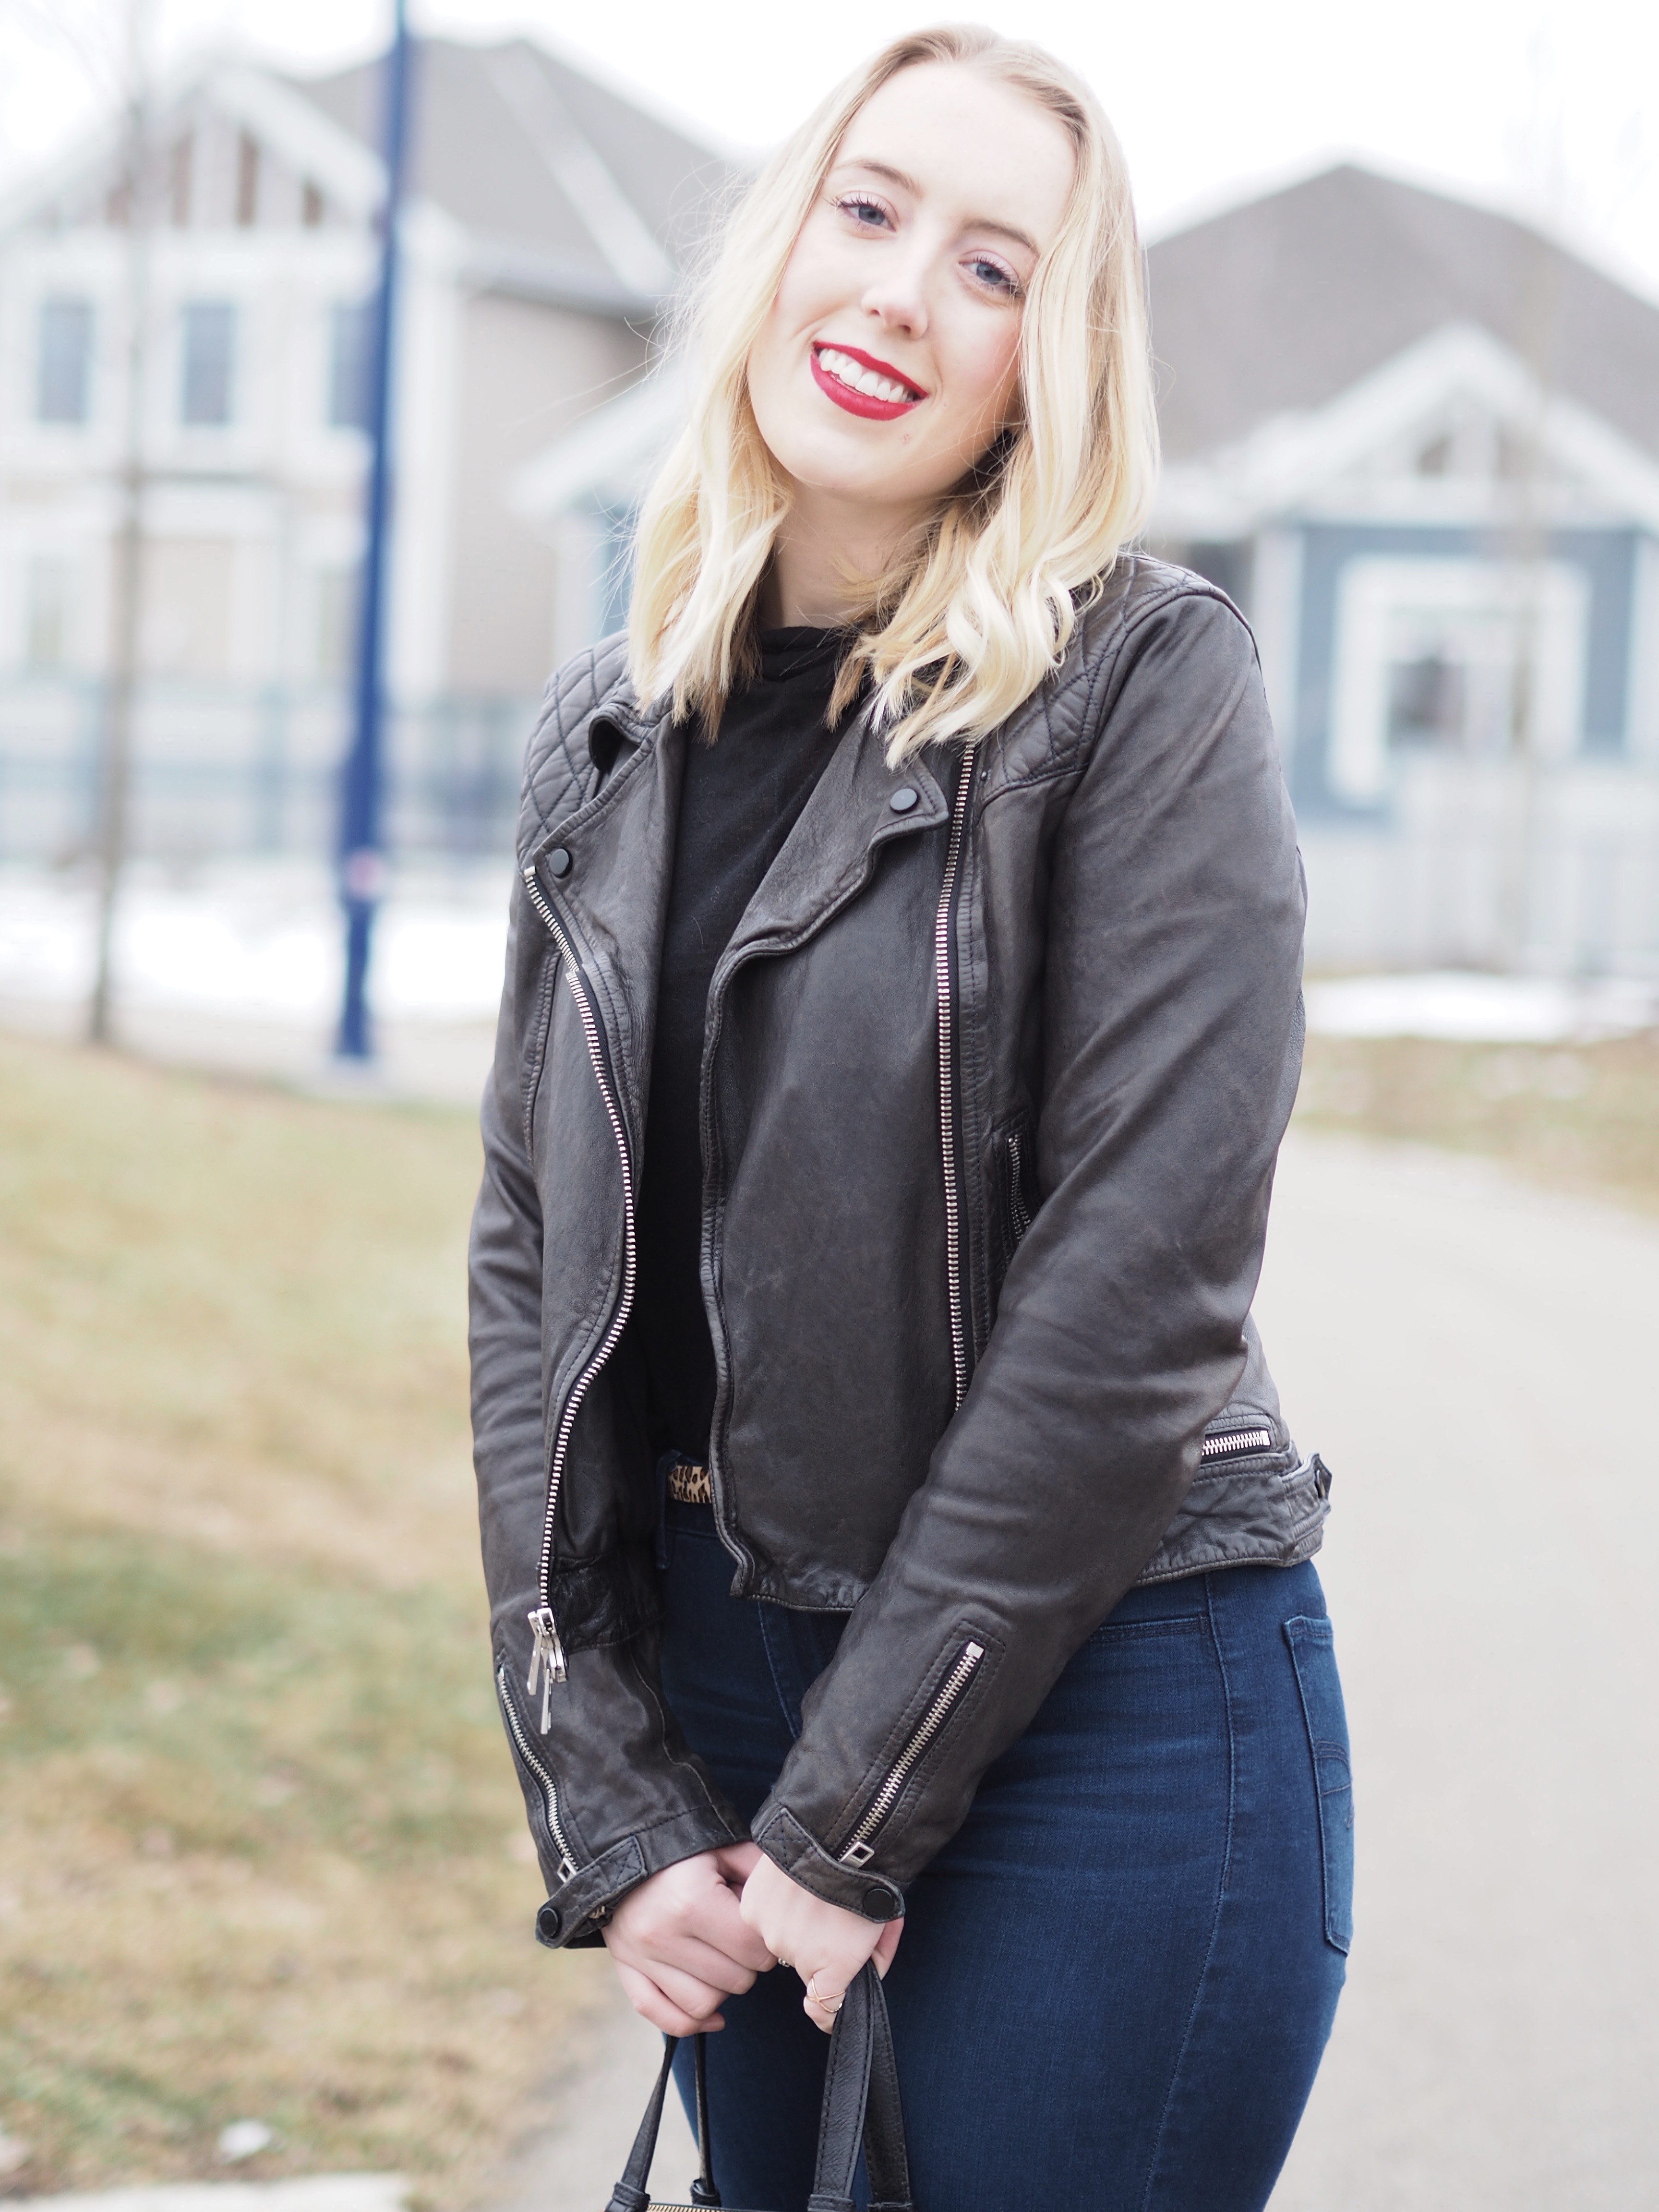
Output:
[216, 2125, 274, 2164]
[0, 867, 510, 1027]
[1305, 971, 1658, 1043]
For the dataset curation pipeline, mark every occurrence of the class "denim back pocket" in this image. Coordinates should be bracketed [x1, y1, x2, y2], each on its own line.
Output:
[1284, 1615, 1354, 1954]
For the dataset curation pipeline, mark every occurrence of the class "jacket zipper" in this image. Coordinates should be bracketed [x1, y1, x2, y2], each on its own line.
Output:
[838, 1638, 986, 1867]
[1006, 1129, 1033, 1242]
[497, 1662, 577, 1883]
[520, 858, 639, 1726]
[935, 751, 976, 1411]
[1201, 1425, 1274, 1462]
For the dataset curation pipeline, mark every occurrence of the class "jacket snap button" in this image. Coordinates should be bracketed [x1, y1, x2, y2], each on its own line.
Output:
[862, 1887, 899, 1920]
[535, 1901, 563, 1944]
[888, 786, 919, 814]
[546, 847, 573, 878]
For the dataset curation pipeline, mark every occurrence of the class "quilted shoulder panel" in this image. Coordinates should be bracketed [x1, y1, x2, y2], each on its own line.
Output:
[978, 554, 1254, 795]
[517, 633, 634, 848]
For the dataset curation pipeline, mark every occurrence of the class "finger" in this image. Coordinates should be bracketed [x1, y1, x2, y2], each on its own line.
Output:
[628, 1932, 761, 1996]
[614, 1961, 725, 2038]
[693, 1897, 777, 1975]
[644, 1960, 736, 2024]
[621, 1886, 774, 1977]
[712, 1840, 763, 1883]
[873, 1919, 904, 1977]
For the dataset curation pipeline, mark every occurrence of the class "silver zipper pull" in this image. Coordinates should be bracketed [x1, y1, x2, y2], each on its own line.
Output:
[527, 1606, 567, 1729]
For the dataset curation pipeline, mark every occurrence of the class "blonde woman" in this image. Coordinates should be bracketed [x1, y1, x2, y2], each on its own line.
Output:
[470, 26, 1350, 2209]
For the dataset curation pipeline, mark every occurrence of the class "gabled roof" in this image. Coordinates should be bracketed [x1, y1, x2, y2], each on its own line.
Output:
[0, 56, 383, 236]
[1155, 321, 1659, 538]
[288, 36, 732, 310]
[1146, 163, 1659, 464]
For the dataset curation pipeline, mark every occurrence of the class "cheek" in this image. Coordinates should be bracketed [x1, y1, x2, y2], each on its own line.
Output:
[933, 310, 1022, 439]
[749, 235, 835, 415]
[770, 213, 850, 333]
[966, 325, 1022, 424]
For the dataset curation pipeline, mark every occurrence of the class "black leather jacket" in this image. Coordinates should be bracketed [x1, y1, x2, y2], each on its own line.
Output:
[469, 557, 1325, 1948]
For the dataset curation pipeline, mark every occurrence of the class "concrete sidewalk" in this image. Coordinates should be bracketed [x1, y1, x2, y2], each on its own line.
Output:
[499, 1132, 1659, 2210]
[1259, 1133, 1659, 2209]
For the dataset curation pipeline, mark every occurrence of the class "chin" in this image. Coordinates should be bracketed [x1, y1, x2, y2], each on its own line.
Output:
[770, 429, 899, 497]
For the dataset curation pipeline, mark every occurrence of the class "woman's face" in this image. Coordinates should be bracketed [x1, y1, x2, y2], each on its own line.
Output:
[746, 63, 1077, 526]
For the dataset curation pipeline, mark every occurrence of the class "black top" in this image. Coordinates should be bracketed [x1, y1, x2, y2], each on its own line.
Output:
[634, 628, 851, 1461]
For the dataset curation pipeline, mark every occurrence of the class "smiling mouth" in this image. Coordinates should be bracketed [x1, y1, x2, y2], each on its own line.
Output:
[811, 343, 926, 421]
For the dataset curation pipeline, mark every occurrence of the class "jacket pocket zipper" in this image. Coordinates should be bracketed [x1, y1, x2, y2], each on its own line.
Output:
[838, 1638, 986, 1867]
[497, 1662, 577, 1884]
[1005, 1128, 1033, 1243]
[1201, 1425, 1274, 1463]
[935, 752, 976, 1410]
[521, 858, 639, 1726]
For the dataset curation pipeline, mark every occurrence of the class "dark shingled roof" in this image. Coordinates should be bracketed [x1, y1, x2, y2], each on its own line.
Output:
[289, 36, 731, 301]
[1146, 163, 1659, 463]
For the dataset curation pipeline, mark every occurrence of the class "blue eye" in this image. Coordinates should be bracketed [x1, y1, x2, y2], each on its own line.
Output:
[838, 193, 891, 229]
[969, 257, 1019, 295]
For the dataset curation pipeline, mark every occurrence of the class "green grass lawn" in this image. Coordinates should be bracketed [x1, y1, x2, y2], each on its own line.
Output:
[1294, 1028, 1659, 1212]
[0, 1036, 594, 2203]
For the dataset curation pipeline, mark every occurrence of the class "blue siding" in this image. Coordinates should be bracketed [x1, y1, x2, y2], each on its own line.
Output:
[1291, 523, 1639, 812]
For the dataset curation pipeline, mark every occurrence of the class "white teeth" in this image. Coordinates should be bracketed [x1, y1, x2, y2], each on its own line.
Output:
[818, 347, 915, 405]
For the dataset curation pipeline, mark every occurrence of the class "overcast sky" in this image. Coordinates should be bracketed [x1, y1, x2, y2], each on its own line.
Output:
[3, 0, 1655, 299]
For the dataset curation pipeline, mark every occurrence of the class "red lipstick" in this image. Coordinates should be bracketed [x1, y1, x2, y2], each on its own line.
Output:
[810, 341, 926, 421]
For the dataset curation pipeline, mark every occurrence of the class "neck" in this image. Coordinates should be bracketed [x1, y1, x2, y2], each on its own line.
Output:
[759, 481, 930, 628]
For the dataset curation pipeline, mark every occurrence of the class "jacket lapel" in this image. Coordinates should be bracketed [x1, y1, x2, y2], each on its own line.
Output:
[521, 683, 955, 1142]
[717, 707, 951, 973]
[522, 699, 685, 1145]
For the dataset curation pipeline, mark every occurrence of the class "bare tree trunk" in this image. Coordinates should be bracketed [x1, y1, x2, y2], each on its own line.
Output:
[1493, 223, 1559, 974]
[89, 0, 155, 1046]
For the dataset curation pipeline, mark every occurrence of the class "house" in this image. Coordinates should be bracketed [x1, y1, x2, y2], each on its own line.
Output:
[0, 36, 727, 862]
[1146, 164, 1659, 972]
[515, 163, 1659, 972]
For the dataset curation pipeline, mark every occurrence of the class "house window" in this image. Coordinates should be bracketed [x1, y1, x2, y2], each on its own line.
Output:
[315, 567, 358, 679]
[1387, 653, 1467, 747]
[236, 132, 260, 227]
[1330, 556, 1590, 803]
[37, 298, 94, 423]
[327, 300, 375, 431]
[169, 136, 192, 226]
[25, 560, 72, 670]
[180, 301, 236, 425]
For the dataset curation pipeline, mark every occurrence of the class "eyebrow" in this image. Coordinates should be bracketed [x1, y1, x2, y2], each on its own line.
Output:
[833, 158, 1041, 257]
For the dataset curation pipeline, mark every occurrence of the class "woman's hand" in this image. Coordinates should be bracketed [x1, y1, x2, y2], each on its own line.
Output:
[603, 1843, 776, 2035]
[737, 1851, 905, 2032]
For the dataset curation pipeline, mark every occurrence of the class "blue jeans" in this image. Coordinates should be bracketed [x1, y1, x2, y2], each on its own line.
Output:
[657, 1502, 1351, 2212]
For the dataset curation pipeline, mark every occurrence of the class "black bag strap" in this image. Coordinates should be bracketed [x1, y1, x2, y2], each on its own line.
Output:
[606, 2033, 680, 2212]
[859, 1966, 912, 2212]
[803, 1963, 910, 2212]
[689, 2033, 720, 2205]
[606, 1964, 912, 2212]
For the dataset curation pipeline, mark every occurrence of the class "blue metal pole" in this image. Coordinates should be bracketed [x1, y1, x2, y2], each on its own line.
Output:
[337, 0, 413, 1060]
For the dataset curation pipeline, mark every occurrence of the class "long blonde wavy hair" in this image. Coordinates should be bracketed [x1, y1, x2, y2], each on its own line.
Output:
[626, 25, 1159, 762]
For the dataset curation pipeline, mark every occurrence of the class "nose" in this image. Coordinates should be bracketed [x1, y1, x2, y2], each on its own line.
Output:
[860, 249, 930, 341]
